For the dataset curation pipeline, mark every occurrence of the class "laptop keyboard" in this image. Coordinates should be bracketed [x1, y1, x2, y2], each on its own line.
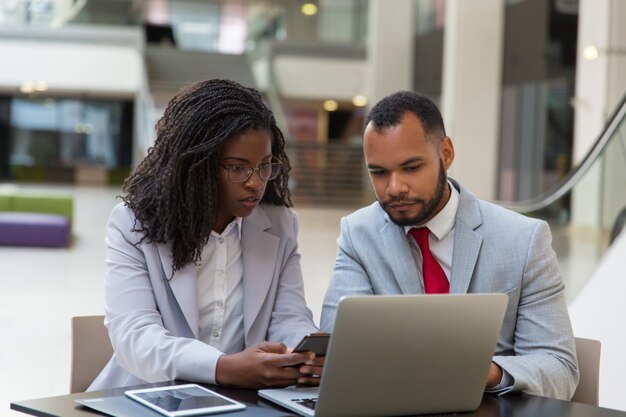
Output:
[292, 398, 317, 410]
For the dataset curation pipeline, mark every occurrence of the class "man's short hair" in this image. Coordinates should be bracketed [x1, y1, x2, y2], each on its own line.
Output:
[365, 90, 446, 139]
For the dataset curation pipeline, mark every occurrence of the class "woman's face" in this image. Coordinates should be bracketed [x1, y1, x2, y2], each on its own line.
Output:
[214, 129, 273, 233]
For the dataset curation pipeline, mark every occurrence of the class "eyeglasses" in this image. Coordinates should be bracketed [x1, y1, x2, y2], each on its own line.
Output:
[221, 162, 283, 183]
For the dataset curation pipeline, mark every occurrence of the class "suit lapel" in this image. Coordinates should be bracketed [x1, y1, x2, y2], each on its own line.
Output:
[241, 207, 278, 341]
[449, 180, 483, 294]
[156, 207, 278, 342]
[157, 242, 199, 337]
[378, 207, 423, 294]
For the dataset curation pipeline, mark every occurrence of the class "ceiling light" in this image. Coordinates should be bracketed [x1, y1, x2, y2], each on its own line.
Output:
[352, 95, 368, 107]
[20, 81, 35, 93]
[301, 3, 318, 16]
[583, 45, 599, 61]
[35, 81, 48, 92]
[323, 100, 338, 112]
[75, 123, 94, 134]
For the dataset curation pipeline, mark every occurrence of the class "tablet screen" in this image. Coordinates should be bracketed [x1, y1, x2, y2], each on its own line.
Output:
[126, 384, 245, 416]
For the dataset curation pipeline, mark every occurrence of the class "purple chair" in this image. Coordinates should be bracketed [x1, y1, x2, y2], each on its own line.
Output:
[0, 212, 71, 247]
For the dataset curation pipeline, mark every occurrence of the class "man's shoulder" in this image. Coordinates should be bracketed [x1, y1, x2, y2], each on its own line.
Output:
[476, 198, 543, 228]
[464, 193, 546, 239]
[344, 201, 384, 224]
[340, 202, 390, 237]
[454, 180, 543, 228]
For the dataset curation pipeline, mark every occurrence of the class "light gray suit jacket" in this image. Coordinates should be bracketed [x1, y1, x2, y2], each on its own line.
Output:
[89, 203, 317, 391]
[320, 180, 578, 400]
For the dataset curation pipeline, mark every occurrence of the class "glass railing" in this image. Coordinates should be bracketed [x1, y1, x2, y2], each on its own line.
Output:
[0, 0, 141, 27]
[286, 141, 365, 207]
[0, 0, 367, 51]
[0, 0, 368, 47]
[246, 0, 367, 49]
[493, 93, 626, 234]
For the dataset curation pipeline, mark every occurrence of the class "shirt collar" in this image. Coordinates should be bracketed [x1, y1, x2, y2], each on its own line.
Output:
[211, 217, 243, 240]
[403, 180, 459, 241]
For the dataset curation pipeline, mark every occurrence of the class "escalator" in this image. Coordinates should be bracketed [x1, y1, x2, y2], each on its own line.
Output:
[145, 45, 256, 105]
[493, 92, 626, 241]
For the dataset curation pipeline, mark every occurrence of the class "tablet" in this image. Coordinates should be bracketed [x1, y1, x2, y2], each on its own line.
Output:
[125, 384, 246, 417]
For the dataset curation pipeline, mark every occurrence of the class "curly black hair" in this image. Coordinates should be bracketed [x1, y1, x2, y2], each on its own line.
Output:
[366, 90, 446, 140]
[122, 79, 292, 272]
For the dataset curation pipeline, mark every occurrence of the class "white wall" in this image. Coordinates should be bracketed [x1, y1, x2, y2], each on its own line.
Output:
[569, 231, 626, 410]
[273, 56, 366, 100]
[0, 27, 142, 97]
[366, 0, 414, 106]
[0, 40, 141, 97]
[441, 0, 504, 201]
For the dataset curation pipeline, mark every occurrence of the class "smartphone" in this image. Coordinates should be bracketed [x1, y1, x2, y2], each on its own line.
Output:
[293, 332, 330, 356]
[125, 384, 245, 417]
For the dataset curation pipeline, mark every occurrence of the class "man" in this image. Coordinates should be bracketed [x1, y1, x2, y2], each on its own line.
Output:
[320, 91, 578, 400]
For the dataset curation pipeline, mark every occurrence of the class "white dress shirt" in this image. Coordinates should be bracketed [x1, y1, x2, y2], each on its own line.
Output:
[196, 217, 245, 355]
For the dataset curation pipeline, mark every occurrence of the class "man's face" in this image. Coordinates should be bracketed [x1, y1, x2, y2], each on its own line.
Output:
[363, 111, 455, 226]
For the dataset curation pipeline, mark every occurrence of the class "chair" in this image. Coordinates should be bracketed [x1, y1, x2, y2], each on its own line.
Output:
[70, 315, 113, 393]
[571, 337, 601, 405]
[609, 206, 626, 244]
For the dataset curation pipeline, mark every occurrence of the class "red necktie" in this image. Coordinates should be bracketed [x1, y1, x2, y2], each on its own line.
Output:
[410, 227, 450, 294]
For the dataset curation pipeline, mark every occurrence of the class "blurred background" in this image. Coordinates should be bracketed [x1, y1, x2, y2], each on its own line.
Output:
[1, 0, 625, 414]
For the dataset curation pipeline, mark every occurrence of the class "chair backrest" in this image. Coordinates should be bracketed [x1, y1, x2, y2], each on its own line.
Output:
[571, 337, 601, 405]
[70, 315, 113, 393]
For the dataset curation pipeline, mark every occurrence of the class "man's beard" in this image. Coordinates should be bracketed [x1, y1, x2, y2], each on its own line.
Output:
[379, 159, 448, 227]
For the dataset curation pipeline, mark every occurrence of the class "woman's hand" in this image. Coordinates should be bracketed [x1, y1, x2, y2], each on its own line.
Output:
[215, 342, 313, 389]
[297, 355, 325, 386]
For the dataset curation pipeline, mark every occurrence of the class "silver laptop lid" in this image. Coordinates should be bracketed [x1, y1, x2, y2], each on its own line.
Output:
[315, 293, 508, 417]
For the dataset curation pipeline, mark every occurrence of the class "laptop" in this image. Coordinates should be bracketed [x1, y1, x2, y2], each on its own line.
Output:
[259, 293, 508, 417]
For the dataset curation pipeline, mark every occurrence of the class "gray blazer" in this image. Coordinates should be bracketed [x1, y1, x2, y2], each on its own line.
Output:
[320, 179, 578, 400]
[89, 203, 317, 390]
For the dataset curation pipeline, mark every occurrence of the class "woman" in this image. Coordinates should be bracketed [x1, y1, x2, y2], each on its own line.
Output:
[89, 79, 322, 390]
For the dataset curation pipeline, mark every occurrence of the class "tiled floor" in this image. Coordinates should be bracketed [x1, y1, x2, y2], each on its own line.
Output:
[0, 184, 610, 415]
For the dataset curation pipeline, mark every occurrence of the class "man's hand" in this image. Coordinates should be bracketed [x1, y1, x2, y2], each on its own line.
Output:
[485, 362, 503, 388]
[215, 342, 312, 389]
[297, 355, 326, 386]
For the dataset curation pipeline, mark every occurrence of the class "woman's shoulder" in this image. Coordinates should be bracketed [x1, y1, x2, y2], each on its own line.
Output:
[109, 201, 135, 222]
[257, 203, 295, 218]
[255, 204, 298, 231]
[107, 202, 144, 235]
